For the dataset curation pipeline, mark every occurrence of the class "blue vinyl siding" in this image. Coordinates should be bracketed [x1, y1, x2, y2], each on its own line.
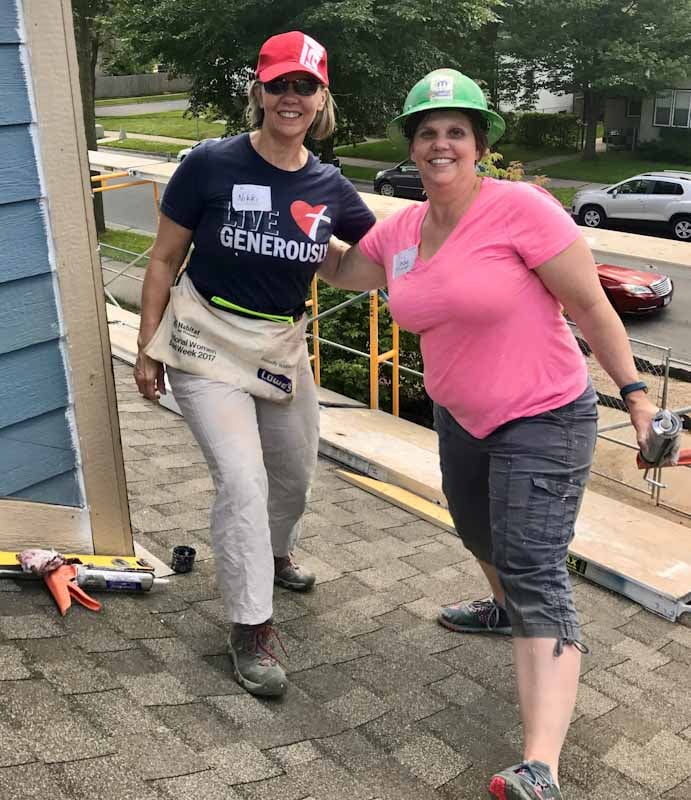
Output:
[0, 200, 52, 284]
[11, 469, 82, 506]
[0, 44, 30, 125]
[0, 0, 83, 508]
[0, 0, 19, 43]
[0, 409, 77, 496]
[0, 124, 40, 204]
[0, 340, 69, 430]
[0, 273, 60, 355]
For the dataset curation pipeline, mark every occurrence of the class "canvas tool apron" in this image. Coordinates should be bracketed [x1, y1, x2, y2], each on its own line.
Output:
[144, 273, 306, 402]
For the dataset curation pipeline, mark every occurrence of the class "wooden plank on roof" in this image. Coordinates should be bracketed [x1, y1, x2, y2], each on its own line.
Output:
[88, 149, 167, 172]
[0, 273, 60, 355]
[0, 44, 31, 125]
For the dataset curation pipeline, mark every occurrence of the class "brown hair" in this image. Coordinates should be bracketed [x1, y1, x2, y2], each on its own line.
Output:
[245, 79, 336, 140]
[403, 108, 489, 161]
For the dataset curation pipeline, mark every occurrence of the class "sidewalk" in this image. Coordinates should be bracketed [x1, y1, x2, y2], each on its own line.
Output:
[102, 130, 197, 146]
[0, 361, 689, 799]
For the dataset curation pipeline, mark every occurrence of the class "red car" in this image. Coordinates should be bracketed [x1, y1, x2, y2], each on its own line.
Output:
[596, 263, 674, 314]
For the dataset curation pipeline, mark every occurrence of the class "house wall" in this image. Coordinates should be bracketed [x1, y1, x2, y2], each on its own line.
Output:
[0, 0, 82, 506]
[640, 79, 691, 143]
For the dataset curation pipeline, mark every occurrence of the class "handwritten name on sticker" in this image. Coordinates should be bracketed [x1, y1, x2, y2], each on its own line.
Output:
[392, 245, 418, 279]
[232, 184, 272, 212]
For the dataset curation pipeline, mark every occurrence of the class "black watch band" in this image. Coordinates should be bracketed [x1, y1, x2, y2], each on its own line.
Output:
[620, 381, 648, 401]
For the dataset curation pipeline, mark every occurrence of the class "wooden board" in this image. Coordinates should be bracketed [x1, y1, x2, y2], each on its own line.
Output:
[88, 150, 166, 172]
[128, 161, 180, 184]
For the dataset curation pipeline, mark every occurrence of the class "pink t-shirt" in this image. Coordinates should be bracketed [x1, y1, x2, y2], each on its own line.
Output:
[359, 178, 588, 438]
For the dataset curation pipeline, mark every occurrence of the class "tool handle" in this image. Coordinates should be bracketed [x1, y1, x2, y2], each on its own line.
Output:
[637, 449, 691, 469]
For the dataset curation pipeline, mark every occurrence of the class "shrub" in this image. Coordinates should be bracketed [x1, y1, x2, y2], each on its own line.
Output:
[513, 112, 579, 150]
[638, 128, 691, 164]
[500, 110, 519, 144]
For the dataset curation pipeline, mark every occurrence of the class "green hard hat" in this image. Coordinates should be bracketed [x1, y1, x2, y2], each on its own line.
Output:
[388, 68, 505, 145]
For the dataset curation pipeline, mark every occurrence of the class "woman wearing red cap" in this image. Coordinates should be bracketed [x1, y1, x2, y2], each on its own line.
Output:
[320, 68, 663, 799]
[134, 31, 375, 697]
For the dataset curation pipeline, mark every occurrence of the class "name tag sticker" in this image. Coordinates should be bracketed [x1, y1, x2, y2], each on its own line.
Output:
[232, 184, 272, 211]
[392, 245, 418, 279]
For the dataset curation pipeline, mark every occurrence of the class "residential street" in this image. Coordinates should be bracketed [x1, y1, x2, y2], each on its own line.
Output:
[96, 99, 190, 116]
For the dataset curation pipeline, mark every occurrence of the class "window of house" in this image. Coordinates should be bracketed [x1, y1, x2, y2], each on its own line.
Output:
[654, 90, 691, 128]
[672, 91, 691, 127]
[626, 98, 642, 117]
[654, 91, 673, 126]
[653, 181, 684, 195]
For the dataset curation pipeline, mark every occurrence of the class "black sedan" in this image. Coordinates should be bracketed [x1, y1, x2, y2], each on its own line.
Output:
[373, 160, 425, 200]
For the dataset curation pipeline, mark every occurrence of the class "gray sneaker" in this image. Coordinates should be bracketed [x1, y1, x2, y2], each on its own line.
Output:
[438, 596, 512, 635]
[274, 554, 316, 591]
[228, 621, 288, 697]
[489, 760, 562, 799]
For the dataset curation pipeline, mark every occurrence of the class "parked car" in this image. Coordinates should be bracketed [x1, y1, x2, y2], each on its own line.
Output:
[595, 262, 673, 314]
[373, 160, 425, 200]
[572, 171, 691, 241]
[373, 160, 488, 200]
[176, 137, 222, 161]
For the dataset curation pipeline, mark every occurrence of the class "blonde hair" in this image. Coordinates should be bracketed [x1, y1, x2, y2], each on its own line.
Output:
[245, 79, 336, 140]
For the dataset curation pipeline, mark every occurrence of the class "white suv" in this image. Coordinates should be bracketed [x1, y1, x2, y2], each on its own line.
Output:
[572, 171, 691, 241]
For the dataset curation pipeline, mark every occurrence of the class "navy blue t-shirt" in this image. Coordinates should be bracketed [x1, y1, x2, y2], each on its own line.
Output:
[160, 134, 376, 316]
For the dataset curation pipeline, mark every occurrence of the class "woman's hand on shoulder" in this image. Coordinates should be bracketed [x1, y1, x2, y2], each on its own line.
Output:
[134, 350, 166, 402]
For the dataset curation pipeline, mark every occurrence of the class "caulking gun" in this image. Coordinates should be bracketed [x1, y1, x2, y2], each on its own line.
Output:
[0, 564, 168, 592]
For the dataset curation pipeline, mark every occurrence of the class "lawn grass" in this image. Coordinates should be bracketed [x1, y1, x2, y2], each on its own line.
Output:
[335, 139, 407, 162]
[99, 228, 155, 262]
[545, 187, 577, 208]
[538, 152, 691, 184]
[342, 164, 380, 182]
[95, 92, 189, 107]
[100, 138, 189, 157]
[96, 110, 224, 140]
[494, 143, 576, 165]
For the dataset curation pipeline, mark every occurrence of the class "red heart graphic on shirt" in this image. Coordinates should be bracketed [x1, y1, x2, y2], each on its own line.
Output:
[290, 200, 331, 242]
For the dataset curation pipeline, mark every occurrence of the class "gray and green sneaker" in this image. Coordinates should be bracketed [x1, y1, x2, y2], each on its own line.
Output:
[228, 620, 288, 697]
[274, 554, 316, 592]
[438, 596, 512, 635]
[489, 760, 562, 799]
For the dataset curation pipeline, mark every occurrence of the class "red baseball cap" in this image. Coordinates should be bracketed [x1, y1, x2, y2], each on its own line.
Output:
[256, 31, 329, 86]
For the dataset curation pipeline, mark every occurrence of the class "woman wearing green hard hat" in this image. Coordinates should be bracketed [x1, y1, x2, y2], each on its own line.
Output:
[319, 68, 662, 799]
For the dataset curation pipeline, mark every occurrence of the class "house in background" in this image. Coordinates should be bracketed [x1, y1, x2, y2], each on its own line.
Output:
[604, 81, 691, 151]
[0, 0, 133, 555]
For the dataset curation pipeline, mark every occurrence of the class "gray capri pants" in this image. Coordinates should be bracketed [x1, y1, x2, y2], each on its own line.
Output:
[434, 381, 598, 646]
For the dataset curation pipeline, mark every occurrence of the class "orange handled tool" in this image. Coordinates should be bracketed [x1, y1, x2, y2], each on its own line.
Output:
[637, 449, 691, 469]
[44, 564, 101, 615]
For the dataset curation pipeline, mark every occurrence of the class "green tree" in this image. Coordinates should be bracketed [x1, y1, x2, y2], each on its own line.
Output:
[500, 0, 691, 159]
[72, 0, 111, 232]
[114, 0, 501, 156]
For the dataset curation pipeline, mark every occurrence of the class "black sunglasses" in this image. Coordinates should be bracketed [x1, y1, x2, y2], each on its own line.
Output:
[262, 78, 321, 96]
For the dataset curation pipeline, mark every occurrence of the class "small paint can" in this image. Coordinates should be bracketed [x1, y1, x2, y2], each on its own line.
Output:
[171, 545, 196, 574]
